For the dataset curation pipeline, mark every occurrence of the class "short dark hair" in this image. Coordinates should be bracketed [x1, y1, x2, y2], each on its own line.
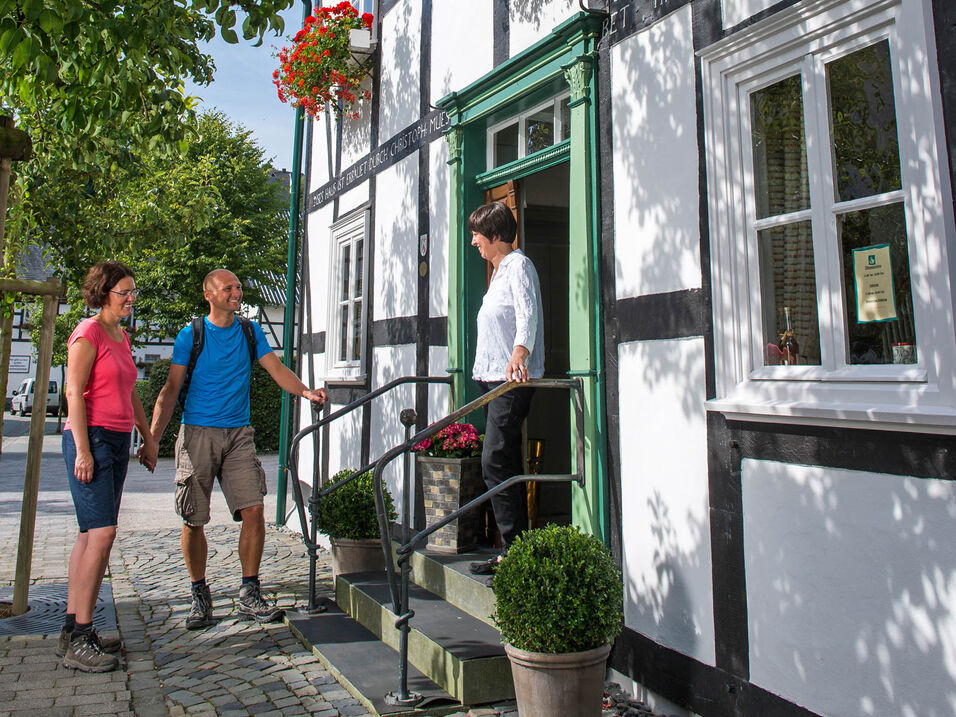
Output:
[468, 201, 517, 244]
[82, 261, 135, 309]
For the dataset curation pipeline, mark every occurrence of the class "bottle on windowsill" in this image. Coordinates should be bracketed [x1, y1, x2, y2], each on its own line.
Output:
[778, 306, 799, 365]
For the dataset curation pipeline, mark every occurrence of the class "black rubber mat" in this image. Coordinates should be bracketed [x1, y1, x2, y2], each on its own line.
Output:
[287, 600, 460, 715]
[0, 581, 116, 636]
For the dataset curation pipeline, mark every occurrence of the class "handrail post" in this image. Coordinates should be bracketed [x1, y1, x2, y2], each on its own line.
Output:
[384, 409, 421, 706]
[305, 402, 326, 613]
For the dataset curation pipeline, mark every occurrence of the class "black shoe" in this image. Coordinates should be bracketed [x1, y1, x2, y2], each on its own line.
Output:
[56, 627, 121, 657]
[62, 632, 119, 672]
[185, 583, 214, 630]
[237, 583, 284, 623]
[469, 558, 499, 576]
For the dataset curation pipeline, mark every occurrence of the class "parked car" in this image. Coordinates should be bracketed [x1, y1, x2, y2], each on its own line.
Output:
[11, 378, 60, 416]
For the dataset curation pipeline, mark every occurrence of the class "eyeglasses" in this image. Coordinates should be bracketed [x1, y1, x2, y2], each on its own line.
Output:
[110, 289, 139, 298]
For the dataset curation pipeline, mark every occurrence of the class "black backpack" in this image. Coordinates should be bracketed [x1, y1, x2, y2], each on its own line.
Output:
[177, 316, 258, 410]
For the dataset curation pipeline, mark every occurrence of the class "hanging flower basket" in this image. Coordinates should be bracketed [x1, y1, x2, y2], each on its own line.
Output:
[273, 2, 374, 120]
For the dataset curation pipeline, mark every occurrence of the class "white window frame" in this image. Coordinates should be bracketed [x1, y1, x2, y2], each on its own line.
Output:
[699, 0, 956, 431]
[486, 92, 571, 170]
[326, 208, 370, 382]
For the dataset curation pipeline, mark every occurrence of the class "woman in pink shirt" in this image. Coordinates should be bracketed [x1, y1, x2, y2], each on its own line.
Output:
[59, 262, 157, 672]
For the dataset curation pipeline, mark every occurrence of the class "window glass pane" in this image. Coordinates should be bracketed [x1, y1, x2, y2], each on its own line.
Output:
[827, 40, 901, 201]
[526, 107, 554, 154]
[339, 305, 349, 362]
[559, 97, 570, 141]
[494, 123, 518, 166]
[758, 221, 822, 365]
[751, 74, 810, 219]
[839, 202, 916, 364]
[354, 238, 363, 297]
[340, 244, 351, 301]
[351, 301, 362, 362]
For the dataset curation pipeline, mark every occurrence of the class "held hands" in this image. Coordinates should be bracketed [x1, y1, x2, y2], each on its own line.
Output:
[506, 346, 531, 383]
[302, 387, 328, 406]
[138, 435, 158, 473]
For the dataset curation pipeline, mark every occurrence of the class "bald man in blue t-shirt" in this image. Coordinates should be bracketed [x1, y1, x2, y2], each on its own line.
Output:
[146, 269, 327, 630]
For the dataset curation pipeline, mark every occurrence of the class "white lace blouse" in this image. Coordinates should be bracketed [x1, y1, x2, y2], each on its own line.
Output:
[472, 249, 545, 382]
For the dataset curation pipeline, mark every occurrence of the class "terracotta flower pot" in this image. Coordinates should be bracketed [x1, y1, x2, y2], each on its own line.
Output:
[329, 537, 385, 578]
[504, 642, 611, 717]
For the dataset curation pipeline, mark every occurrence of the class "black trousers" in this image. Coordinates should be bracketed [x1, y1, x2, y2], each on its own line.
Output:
[477, 381, 535, 553]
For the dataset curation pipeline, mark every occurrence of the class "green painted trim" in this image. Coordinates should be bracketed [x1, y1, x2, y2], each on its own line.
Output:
[476, 139, 571, 189]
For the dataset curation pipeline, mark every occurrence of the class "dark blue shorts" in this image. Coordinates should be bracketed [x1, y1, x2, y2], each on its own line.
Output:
[63, 427, 130, 532]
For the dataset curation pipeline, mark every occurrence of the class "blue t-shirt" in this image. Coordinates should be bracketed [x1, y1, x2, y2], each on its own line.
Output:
[172, 317, 273, 428]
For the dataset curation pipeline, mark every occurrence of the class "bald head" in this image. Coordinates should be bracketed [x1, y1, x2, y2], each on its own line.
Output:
[203, 268, 239, 291]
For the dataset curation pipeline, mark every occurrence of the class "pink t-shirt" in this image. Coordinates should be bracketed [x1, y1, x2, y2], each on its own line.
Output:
[64, 318, 137, 433]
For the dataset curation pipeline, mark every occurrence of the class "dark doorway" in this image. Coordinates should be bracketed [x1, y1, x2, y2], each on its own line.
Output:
[521, 162, 571, 527]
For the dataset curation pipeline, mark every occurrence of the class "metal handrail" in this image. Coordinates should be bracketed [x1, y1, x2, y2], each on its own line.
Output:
[286, 375, 453, 611]
[369, 378, 586, 705]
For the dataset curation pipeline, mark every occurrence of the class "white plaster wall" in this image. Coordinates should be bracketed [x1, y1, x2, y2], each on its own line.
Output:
[508, 0, 576, 57]
[379, 0, 421, 143]
[340, 97, 373, 169]
[336, 182, 371, 218]
[428, 345, 452, 421]
[743, 460, 956, 717]
[431, 0, 494, 102]
[722, 0, 779, 29]
[617, 337, 714, 665]
[429, 139, 450, 319]
[611, 6, 701, 300]
[308, 115, 334, 190]
[370, 344, 417, 523]
[306, 205, 335, 340]
[373, 155, 419, 320]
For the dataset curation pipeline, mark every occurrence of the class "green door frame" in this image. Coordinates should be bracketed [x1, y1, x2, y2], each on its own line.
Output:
[436, 12, 608, 542]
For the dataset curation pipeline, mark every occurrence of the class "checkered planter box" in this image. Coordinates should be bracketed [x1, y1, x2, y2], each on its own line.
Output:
[416, 455, 484, 553]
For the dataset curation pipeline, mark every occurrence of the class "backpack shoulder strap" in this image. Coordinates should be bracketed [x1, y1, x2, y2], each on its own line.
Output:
[236, 316, 258, 365]
[177, 318, 205, 411]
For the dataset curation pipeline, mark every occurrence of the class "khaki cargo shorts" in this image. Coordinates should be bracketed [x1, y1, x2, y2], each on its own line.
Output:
[174, 424, 267, 526]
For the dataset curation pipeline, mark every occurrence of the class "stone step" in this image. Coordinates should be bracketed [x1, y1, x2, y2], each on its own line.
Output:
[336, 571, 514, 705]
[393, 543, 498, 627]
[286, 598, 465, 716]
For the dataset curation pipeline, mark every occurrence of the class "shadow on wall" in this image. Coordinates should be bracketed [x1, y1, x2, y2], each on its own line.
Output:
[379, 0, 420, 142]
[510, 0, 576, 30]
[744, 460, 956, 716]
[625, 489, 707, 661]
[610, 7, 704, 422]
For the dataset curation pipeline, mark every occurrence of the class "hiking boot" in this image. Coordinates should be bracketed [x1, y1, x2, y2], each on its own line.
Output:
[62, 632, 119, 672]
[55, 627, 121, 658]
[237, 583, 284, 623]
[185, 583, 214, 630]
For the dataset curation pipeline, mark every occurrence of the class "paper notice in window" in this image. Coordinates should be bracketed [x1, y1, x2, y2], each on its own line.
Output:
[852, 243, 897, 323]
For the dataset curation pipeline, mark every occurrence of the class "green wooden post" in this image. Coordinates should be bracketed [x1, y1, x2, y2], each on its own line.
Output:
[563, 54, 607, 542]
[444, 125, 465, 408]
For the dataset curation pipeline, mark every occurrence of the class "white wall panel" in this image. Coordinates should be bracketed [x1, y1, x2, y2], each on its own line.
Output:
[429, 139, 450, 318]
[308, 116, 334, 190]
[611, 6, 701, 299]
[431, 0, 494, 102]
[722, 0, 779, 29]
[374, 155, 419, 320]
[306, 205, 335, 337]
[428, 345, 452, 422]
[617, 337, 713, 665]
[744, 460, 956, 717]
[336, 182, 371, 218]
[380, 0, 421, 142]
[370, 345, 418, 524]
[508, 0, 575, 57]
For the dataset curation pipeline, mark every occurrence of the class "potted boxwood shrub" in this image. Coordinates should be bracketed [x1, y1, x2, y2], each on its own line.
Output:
[492, 524, 623, 717]
[316, 468, 397, 578]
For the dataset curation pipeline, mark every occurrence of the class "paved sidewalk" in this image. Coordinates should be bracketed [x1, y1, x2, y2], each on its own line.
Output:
[0, 416, 374, 717]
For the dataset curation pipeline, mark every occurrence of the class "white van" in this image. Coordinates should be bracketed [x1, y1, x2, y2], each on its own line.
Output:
[11, 378, 60, 416]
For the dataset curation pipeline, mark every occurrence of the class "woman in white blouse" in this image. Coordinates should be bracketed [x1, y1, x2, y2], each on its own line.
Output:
[466, 201, 544, 576]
